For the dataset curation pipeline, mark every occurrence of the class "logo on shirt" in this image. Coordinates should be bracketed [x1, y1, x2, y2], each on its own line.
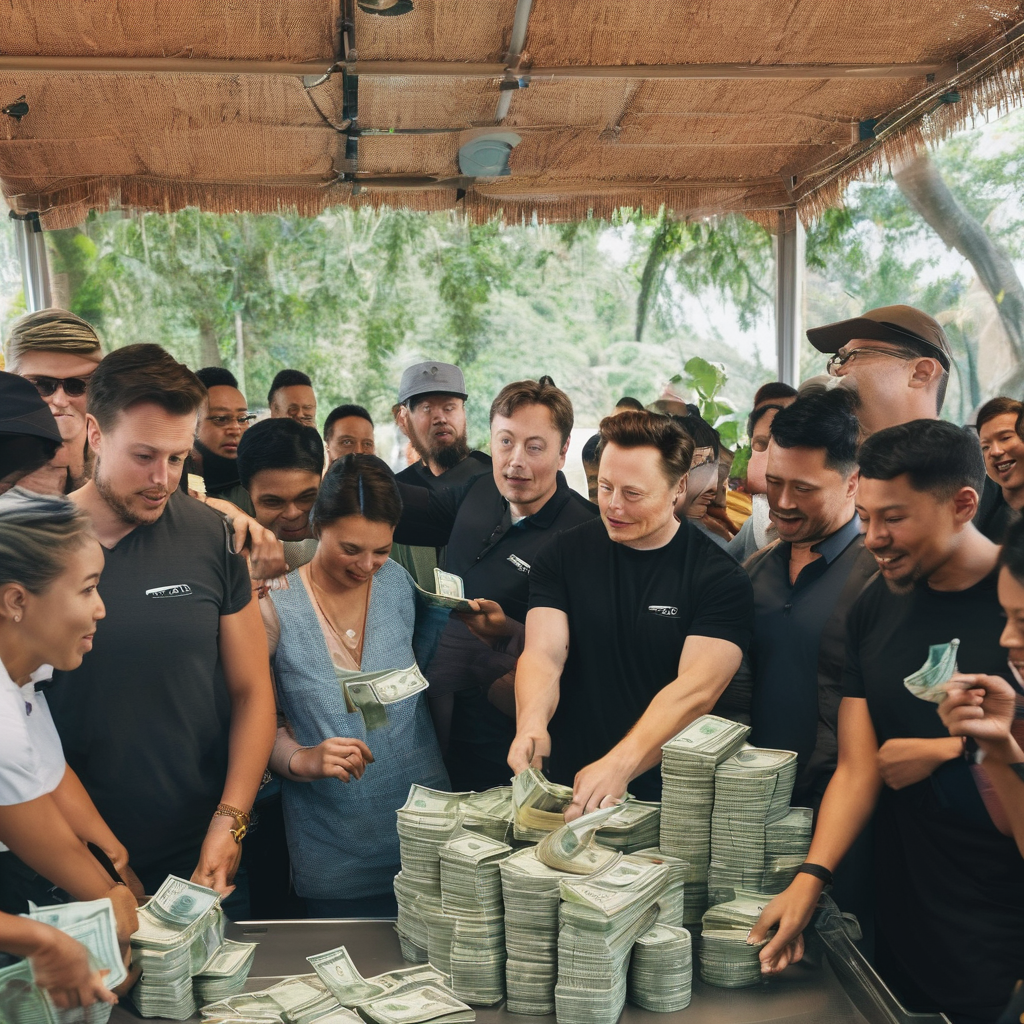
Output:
[145, 584, 193, 599]
[507, 554, 531, 574]
[648, 605, 679, 617]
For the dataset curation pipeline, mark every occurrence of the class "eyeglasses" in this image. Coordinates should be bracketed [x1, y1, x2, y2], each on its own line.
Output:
[23, 374, 92, 398]
[206, 414, 257, 427]
[825, 346, 914, 376]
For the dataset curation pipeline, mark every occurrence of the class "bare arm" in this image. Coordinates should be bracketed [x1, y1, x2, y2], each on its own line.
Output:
[269, 724, 372, 783]
[48, 767, 128, 876]
[507, 607, 570, 774]
[566, 634, 742, 819]
[191, 599, 277, 897]
[749, 697, 882, 973]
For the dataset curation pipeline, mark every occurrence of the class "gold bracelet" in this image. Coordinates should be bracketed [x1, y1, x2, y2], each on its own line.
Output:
[214, 803, 251, 844]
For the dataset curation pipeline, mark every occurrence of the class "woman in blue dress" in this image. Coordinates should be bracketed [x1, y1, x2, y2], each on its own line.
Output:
[263, 455, 450, 918]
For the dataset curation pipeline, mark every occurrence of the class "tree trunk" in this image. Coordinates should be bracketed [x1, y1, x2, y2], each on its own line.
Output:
[893, 152, 1024, 395]
[198, 318, 222, 368]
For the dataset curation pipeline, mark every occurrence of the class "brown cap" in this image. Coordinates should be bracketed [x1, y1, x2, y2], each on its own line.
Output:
[806, 304, 951, 371]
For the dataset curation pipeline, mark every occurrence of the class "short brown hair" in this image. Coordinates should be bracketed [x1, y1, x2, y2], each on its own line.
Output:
[4, 308, 103, 371]
[87, 344, 206, 431]
[976, 396, 1023, 433]
[489, 376, 574, 445]
[598, 410, 693, 485]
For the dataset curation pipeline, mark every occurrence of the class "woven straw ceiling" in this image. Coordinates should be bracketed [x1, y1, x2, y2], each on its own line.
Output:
[1, 1, 1023, 228]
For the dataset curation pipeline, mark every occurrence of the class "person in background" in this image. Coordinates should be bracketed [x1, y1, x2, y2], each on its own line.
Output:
[581, 433, 601, 503]
[0, 491, 138, 970]
[46, 345, 276, 915]
[391, 362, 491, 590]
[752, 381, 798, 410]
[263, 456, 449, 919]
[324, 404, 376, 464]
[4, 309, 104, 493]
[750, 419, 1024, 1024]
[614, 397, 645, 414]
[976, 397, 1024, 544]
[0, 373, 63, 496]
[674, 413, 732, 548]
[268, 370, 317, 428]
[187, 367, 255, 515]
[509, 411, 753, 812]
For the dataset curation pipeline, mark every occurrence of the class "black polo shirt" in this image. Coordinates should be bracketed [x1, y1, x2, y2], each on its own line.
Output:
[394, 450, 492, 491]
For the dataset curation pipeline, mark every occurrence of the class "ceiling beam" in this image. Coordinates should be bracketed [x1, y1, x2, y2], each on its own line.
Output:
[0, 56, 334, 76]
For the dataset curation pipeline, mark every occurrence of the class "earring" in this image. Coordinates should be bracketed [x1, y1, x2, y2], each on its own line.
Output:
[13, 615, 20, 623]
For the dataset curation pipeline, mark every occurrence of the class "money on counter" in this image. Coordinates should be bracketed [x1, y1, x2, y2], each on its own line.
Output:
[627, 923, 692, 1011]
[536, 804, 623, 875]
[903, 638, 960, 703]
[307, 946, 385, 1005]
[699, 890, 774, 988]
[511, 768, 574, 841]
[659, 715, 751, 923]
[195, 940, 259, 1004]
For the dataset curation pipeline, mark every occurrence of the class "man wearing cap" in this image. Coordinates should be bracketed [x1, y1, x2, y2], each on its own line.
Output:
[391, 362, 492, 590]
[808, 304, 951, 438]
[0, 373, 63, 495]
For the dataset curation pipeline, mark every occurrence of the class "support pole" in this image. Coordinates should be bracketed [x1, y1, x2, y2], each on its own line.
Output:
[775, 208, 804, 386]
[10, 212, 52, 313]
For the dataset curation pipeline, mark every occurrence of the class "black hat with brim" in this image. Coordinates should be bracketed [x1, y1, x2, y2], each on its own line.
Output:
[0, 371, 63, 443]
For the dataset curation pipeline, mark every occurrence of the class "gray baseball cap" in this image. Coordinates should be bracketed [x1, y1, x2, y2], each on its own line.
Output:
[398, 361, 467, 405]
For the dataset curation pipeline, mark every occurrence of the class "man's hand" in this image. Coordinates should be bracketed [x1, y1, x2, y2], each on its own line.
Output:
[748, 874, 823, 974]
[28, 925, 117, 1010]
[941, 674, 1018, 752]
[455, 599, 510, 645]
[191, 817, 243, 899]
[876, 736, 962, 790]
[232, 515, 287, 580]
[565, 753, 630, 822]
[289, 738, 373, 782]
[508, 729, 551, 774]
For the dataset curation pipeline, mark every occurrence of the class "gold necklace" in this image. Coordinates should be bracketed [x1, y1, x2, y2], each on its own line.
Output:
[306, 563, 370, 657]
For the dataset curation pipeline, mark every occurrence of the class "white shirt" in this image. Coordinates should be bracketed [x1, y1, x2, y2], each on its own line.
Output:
[0, 657, 66, 852]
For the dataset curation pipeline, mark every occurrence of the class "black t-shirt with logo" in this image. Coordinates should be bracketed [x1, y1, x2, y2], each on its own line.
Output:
[48, 491, 252, 874]
[529, 518, 753, 798]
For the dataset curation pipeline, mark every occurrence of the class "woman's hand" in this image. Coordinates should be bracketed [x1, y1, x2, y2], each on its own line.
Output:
[289, 738, 373, 782]
[28, 924, 118, 1010]
[941, 674, 1019, 756]
[748, 874, 823, 974]
[191, 817, 243, 899]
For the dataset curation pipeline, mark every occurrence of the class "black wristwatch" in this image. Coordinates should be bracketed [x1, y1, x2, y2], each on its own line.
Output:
[795, 862, 834, 887]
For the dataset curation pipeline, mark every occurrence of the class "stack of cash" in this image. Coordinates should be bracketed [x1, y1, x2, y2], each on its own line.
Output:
[593, 801, 661, 853]
[202, 974, 335, 1022]
[439, 832, 512, 1004]
[499, 847, 567, 1015]
[707, 747, 798, 905]
[459, 787, 515, 845]
[698, 891, 773, 988]
[357, 983, 475, 1024]
[131, 876, 225, 1019]
[763, 806, 813, 893]
[536, 804, 622, 875]
[307, 946, 387, 1005]
[631, 848, 686, 927]
[627, 923, 693, 1011]
[395, 786, 465, 962]
[659, 716, 750, 923]
[193, 939, 258, 1004]
[0, 897, 128, 1024]
[511, 768, 574, 841]
[554, 856, 670, 1024]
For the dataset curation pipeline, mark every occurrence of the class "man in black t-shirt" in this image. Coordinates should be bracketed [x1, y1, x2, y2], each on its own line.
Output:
[510, 411, 753, 813]
[751, 420, 1024, 1024]
[46, 346, 276, 907]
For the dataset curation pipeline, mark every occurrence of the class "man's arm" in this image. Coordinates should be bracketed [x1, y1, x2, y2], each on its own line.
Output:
[566, 634, 742, 820]
[507, 607, 571, 774]
[191, 599, 277, 897]
[393, 481, 470, 549]
[749, 696, 883, 973]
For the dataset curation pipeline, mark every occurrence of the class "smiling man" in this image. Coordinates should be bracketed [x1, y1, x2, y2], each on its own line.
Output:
[508, 410, 752, 814]
[976, 397, 1024, 543]
[750, 418, 1024, 1023]
[45, 344, 276, 913]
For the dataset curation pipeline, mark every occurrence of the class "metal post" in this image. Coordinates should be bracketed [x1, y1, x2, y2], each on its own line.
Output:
[10, 212, 52, 312]
[775, 207, 804, 386]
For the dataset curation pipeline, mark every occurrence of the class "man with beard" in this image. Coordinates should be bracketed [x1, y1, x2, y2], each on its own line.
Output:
[750, 419, 1024, 1024]
[391, 362, 491, 589]
[46, 344, 276, 913]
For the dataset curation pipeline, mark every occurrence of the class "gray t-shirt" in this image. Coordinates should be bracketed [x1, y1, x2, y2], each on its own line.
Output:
[49, 491, 251, 873]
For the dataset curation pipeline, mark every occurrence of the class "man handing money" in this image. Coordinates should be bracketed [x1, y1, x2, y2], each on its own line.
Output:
[508, 411, 753, 816]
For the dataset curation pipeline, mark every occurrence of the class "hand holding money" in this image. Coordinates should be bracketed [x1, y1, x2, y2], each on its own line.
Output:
[941, 673, 1021, 759]
[455, 598, 511, 645]
[565, 752, 630, 821]
[289, 737, 374, 782]
[876, 735, 962, 790]
[508, 728, 551, 774]
[192, 818, 244, 899]
[24, 920, 118, 1010]
[746, 874, 820, 975]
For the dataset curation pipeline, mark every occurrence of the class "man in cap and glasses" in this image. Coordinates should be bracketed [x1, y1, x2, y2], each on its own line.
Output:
[808, 304, 952, 438]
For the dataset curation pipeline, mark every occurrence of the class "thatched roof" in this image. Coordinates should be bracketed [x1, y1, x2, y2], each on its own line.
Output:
[1, 2, 1023, 228]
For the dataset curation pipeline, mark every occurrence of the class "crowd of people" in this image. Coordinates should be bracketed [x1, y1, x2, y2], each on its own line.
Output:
[0, 301, 1021, 1023]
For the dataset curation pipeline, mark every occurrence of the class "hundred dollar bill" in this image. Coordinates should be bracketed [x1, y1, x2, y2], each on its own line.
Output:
[512, 767, 574, 837]
[307, 946, 384, 1006]
[28, 897, 127, 991]
[433, 569, 465, 600]
[904, 639, 960, 704]
[661, 715, 751, 760]
[357, 982, 474, 1024]
[536, 804, 623, 874]
[143, 875, 220, 930]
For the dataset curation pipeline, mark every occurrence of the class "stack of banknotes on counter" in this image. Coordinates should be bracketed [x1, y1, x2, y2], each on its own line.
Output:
[627, 923, 693, 1011]
[698, 891, 775, 988]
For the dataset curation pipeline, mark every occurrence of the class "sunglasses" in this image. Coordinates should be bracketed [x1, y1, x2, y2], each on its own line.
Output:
[23, 374, 92, 398]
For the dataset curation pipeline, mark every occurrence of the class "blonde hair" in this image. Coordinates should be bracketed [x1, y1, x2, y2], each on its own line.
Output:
[5, 309, 103, 371]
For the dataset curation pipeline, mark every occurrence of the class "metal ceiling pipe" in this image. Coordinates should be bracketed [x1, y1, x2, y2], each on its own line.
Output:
[775, 208, 804, 386]
[10, 211, 52, 313]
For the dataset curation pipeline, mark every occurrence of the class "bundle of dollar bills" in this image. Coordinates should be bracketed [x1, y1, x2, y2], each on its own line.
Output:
[201, 974, 335, 1022]
[707, 746, 798, 905]
[413, 568, 473, 613]
[438, 832, 512, 1005]
[762, 806, 813, 893]
[627, 923, 693, 1011]
[659, 716, 750, 923]
[593, 801, 661, 853]
[0, 897, 126, 1024]
[342, 665, 429, 731]
[554, 855, 670, 1024]
[194, 939, 258, 1004]
[458, 788, 515, 846]
[511, 768, 574, 841]
[698, 891, 773, 988]
[630, 848, 686, 928]
[536, 804, 623, 875]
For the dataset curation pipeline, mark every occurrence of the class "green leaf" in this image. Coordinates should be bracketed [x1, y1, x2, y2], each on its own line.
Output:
[684, 356, 728, 400]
